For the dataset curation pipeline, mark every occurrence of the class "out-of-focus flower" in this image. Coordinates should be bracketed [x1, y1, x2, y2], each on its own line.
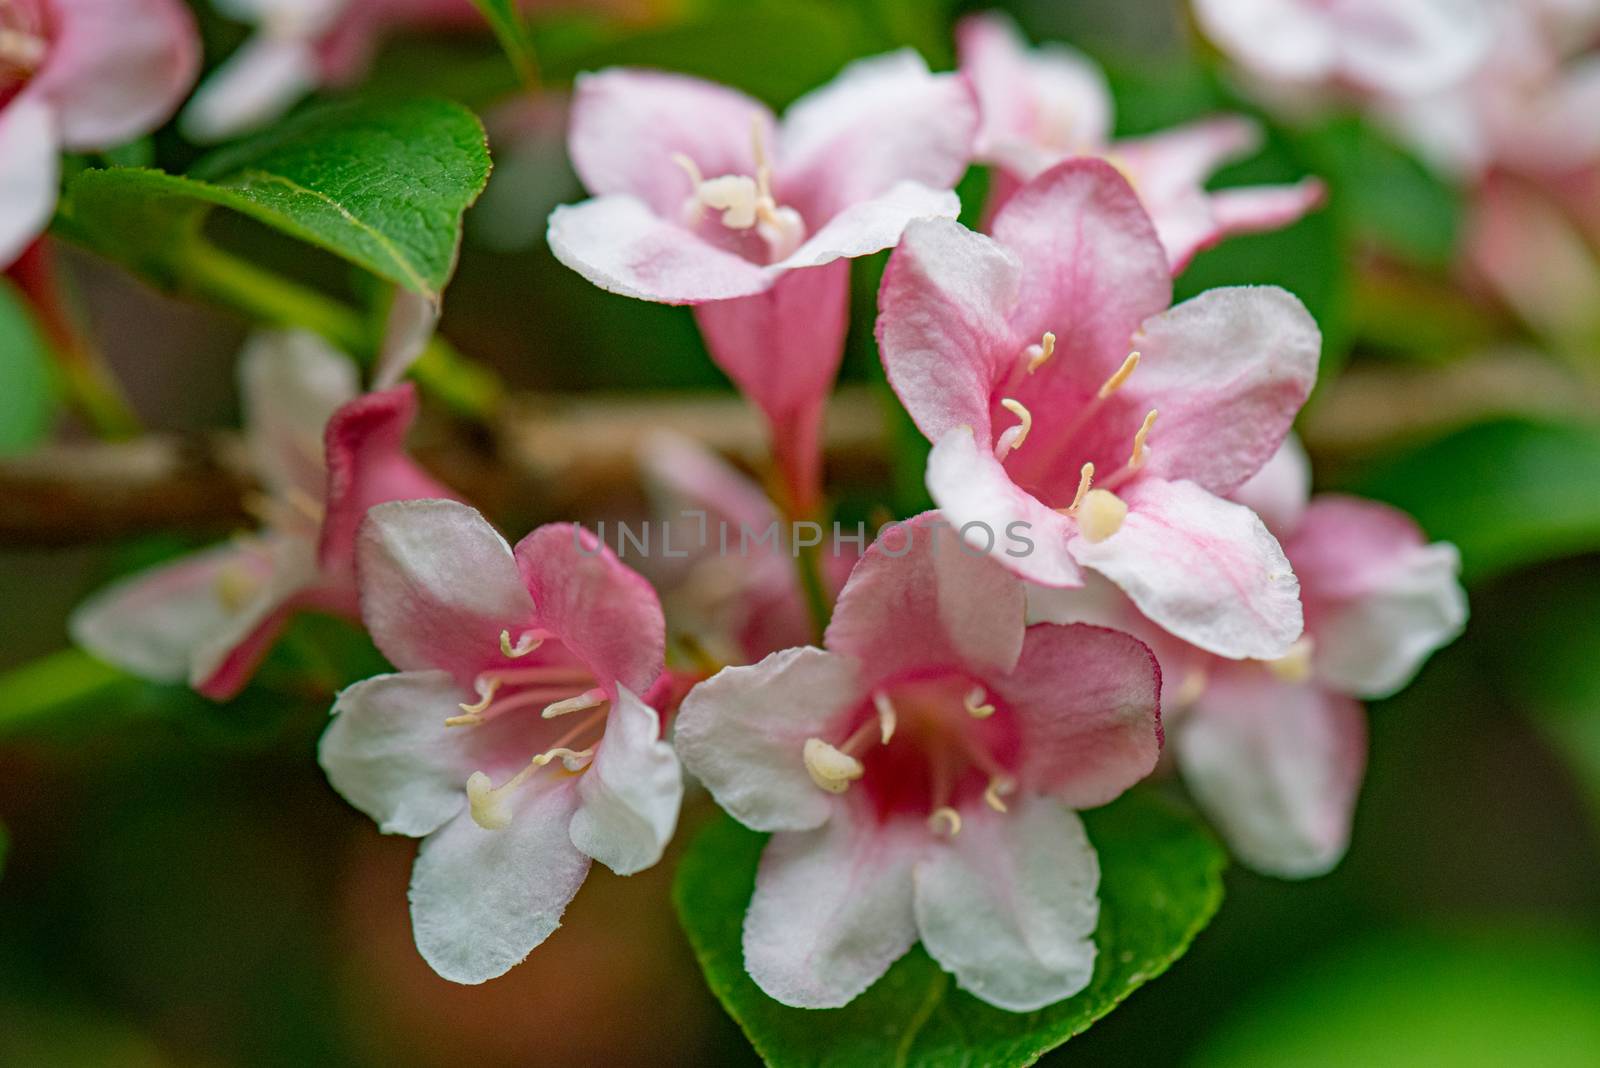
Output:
[1192, 0, 1493, 110]
[1033, 439, 1467, 877]
[675, 513, 1161, 1011]
[318, 499, 678, 983]
[0, 0, 199, 266]
[878, 159, 1319, 660]
[549, 51, 976, 513]
[957, 11, 1324, 271]
[71, 331, 452, 700]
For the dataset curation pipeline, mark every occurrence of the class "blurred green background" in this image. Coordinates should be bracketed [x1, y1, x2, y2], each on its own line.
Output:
[2, 0, 1598, 1064]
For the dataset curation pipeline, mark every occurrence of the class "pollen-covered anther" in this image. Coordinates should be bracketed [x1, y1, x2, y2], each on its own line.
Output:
[873, 691, 898, 744]
[928, 806, 963, 837]
[963, 685, 995, 719]
[803, 737, 864, 794]
[500, 629, 543, 659]
[1128, 408, 1159, 469]
[1058, 462, 1096, 517]
[0, 28, 46, 70]
[1098, 351, 1140, 399]
[447, 676, 502, 726]
[465, 765, 538, 831]
[532, 745, 597, 772]
[542, 687, 608, 719]
[1024, 331, 1057, 373]
[1077, 489, 1128, 543]
[984, 776, 1015, 813]
[1267, 636, 1315, 683]
[994, 398, 1033, 460]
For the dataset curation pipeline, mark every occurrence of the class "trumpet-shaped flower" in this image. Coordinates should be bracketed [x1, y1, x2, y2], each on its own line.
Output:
[71, 331, 452, 700]
[676, 513, 1162, 1011]
[878, 159, 1319, 660]
[318, 500, 679, 983]
[1032, 439, 1467, 876]
[957, 11, 1324, 270]
[0, 0, 198, 266]
[549, 51, 977, 511]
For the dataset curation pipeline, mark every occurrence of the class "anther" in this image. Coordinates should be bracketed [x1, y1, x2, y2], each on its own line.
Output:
[1077, 489, 1128, 543]
[964, 686, 995, 719]
[500, 629, 542, 659]
[542, 687, 608, 719]
[532, 746, 596, 772]
[1267, 637, 1315, 683]
[803, 737, 864, 794]
[994, 398, 1032, 460]
[873, 691, 897, 744]
[984, 776, 1015, 813]
[0, 28, 45, 70]
[1098, 352, 1140, 399]
[928, 807, 962, 837]
[1128, 409, 1158, 469]
[452, 676, 502, 720]
[1064, 462, 1095, 514]
[1025, 331, 1057, 373]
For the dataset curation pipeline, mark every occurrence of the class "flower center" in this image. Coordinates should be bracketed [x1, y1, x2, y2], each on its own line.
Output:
[671, 118, 806, 262]
[0, 0, 47, 97]
[801, 674, 1019, 838]
[444, 629, 610, 830]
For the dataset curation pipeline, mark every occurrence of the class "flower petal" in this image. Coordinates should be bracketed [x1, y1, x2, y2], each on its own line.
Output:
[188, 534, 321, 700]
[373, 287, 438, 389]
[514, 524, 665, 695]
[547, 194, 773, 304]
[1286, 496, 1467, 698]
[925, 426, 1083, 588]
[356, 500, 535, 679]
[1126, 286, 1321, 495]
[1072, 477, 1303, 660]
[179, 33, 318, 143]
[825, 511, 1026, 681]
[992, 624, 1162, 808]
[318, 670, 473, 837]
[777, 50, 976, 226]
[773, 181, 961, 273]
[743, 813, 921, 1008]
[1229, 434, 1311, 538]
[0, 97, 59, 270]
[1176, 668, 1366, 878]
[675, 647, 860, 833]
[408, 784, 591, 984]
[32, 0, 200, 149]
[569, 685, 682, 876]
[568, 68, 775, 219]
[878, 216, 1023, 442]
[914, 796, 1099, 1012]
[238, 330, 359, 502]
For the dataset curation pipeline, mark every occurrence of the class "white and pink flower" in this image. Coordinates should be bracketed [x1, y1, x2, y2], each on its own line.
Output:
[675, 513, 1162, 1011]
[0, 0, 199, 266]
[318, 499, 680, 983]
[957, 11, 1324, 271]
[878, 158, 1320, 661]
[549, 51, 977, 512]
[71, 331, 452, 700]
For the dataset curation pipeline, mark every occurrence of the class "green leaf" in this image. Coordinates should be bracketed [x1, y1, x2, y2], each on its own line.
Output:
[470, 0, 540, 88]
[0, 278, 56, 454]
[60, 98, 491, 302]
[674, 791, 1226, 1067]
[1351, 418, 1600, 582]
[0, 648, 131, 735]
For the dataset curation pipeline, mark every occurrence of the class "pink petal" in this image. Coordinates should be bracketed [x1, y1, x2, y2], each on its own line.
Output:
[1285, 496, 1466, 698]
[356, 500, 535, 681]
[989, 159, 1172, 393]
[408, 781, 591, 984]
[1126, 286, 1321, 495]
[1176, 667, 1366, 878]
[877, 216, 1024, 443]
[992, 623, 1162, 808]
[568, 68, 775, 220]
[924, 426, 1084, 589]
[776, 50, 976, 227]
[546, 194, 774, 303]
[191, 534, 323, 700]
[238, 330, 359, 502]
[675, 647, 861, 833]
[693, 259, 849, 514]
[825, 511, 1026, 682]
[912, 796, 1098, 1011]
[0, 96, 60, 270]
[772, 181, 962, 273]
[1229, 434, 1312, 537]
[1070, 477, 1303, 660]
[513, 523, 665, 695]
[32, 0, 200, 149]
[319, 383, 455, 573]
[743, 811, 921, 1008]
[569, 685, 682, 875]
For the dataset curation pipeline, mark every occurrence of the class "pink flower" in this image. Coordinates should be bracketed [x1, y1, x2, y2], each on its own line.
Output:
[71, 331, 452, 700]
[877, 158, 1319, 661]
[317, 499, 678, 983]
[1033, 439, 1467, 876]
[549, 52, 977, 512]
[675, 513, 1161, 1011]
[0, 0, 199, 266]
[957, 11, 1325, 271]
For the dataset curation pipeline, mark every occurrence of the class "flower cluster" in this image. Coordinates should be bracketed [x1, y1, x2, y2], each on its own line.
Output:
[63, 12, 1467, 1015]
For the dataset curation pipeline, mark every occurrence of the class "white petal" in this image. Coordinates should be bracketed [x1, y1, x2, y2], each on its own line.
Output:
[238, 329, 358, 501]
[569, 686, 682, 876]
[180, 34, 318, 143]
[0, 96, 59, 269]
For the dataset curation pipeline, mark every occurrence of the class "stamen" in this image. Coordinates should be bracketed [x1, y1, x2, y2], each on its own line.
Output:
[984, 776, 1015, 813]
[873, 691, 897, 744]
[466, 765, 537, 831]
[928, 807, 962, 837]
[542, 687, 608, 719]
[697, 175, 760, 228]
[994, 398, 1033, 460]
[1025, 331, 1057, 373]
[1076, 489, 1128, 543]
[670, 152, 704, 188]
[803, 737, 864, 794]
[750, 114, 773, 202]
[1266, 637, 1315, 683]
[500, 629, 542, 658]
[1173, 667, 1209, 709]
[532, 746, 597, 772]
[1128, 409, 1158, 469]
[1098, 351, 1140, 399]
[0, 28, 45, 70]
[283, 485, 324, 525]
[1064, 462, 1095, 514]
[963, 686, 995, 720]
[452, 676, 502, 719]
